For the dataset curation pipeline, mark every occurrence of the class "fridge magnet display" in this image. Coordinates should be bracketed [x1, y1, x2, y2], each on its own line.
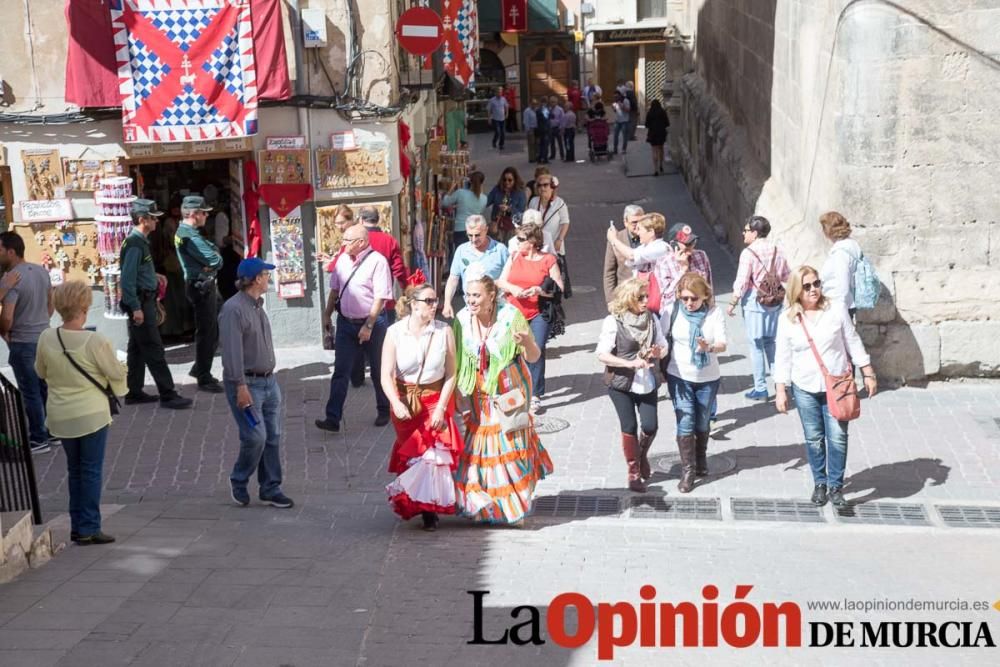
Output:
[62, 159, 122, 192]
[268, 206, 306, 298]
[316, 200, 393, 259]
[21, 149, 64, 200]
[258, 150, 311, 185]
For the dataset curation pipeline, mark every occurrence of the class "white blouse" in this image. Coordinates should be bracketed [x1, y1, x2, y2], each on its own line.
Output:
[819, 238, 862, 309]
[773, 304, 871, 393]
[596, 315, 668, 395]
[663, 306, 727, 383]
[387, 317, 449, 384]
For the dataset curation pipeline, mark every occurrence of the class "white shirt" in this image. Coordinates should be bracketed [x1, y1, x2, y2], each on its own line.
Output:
[526, 196, 570, 255]
[819, 238, 862, 309]
[387, 318, 449, 384]
[628, 239, 669, 274]
[773, 304, 871, 393]
[664, 306, 727, 383]
[596, 315, 667, 395]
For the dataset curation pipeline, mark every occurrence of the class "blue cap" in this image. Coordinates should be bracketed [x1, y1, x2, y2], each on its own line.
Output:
[237, 257, 275, 279]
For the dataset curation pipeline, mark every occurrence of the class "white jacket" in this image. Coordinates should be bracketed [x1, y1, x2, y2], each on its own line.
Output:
[819, 238, 863, 309]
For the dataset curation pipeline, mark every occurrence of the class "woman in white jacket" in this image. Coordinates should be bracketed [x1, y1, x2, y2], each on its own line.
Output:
[818, 211, 864, 318]
[774, 266, 877, 508]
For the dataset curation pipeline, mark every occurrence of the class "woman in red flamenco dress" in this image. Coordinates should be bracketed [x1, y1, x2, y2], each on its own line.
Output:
[380, 272, 462, 530]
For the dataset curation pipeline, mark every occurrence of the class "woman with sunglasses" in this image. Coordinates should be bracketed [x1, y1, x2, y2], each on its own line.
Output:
[597, 278, 668, 492]
[726, 215, 790, 401]
[497, 222, 563, 415]
[526, 175, 570, 257]
[663, 273, 727, 493]
[485, 167, 527, 243]
[381, 272, 462, 531]
[774, 266, 877, 507]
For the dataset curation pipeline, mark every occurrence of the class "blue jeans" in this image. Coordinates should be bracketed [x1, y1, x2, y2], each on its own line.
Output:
[667, 375, 720, 436]
[326, 313, 389, 422]
[749, 336, 776, 393]
[614, 121, 629, 153]
[527, 314, 550, 397]
[8, 341, 49, 443]
[491, 120, 505, 148]
[62, 426, 109, 536]
[792, 384, 849, 488]
[227, 375, 284, 498]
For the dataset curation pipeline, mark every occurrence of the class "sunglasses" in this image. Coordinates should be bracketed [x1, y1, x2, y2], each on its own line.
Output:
[537, 182, 553, 188]
[412, 297, 439, 305]
[638, 294, 649, 301]
[802, 279, 822, 291]
[679, 295, 702, 303]
[516, 236, 530, 242]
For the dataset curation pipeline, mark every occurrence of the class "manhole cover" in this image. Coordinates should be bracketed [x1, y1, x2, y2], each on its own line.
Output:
[732, 498, 826, 523]
[629, 496, 721, 520]
[834, 502, 930, 526]
[534, 495, 621, 518]
[572, 285, 596, 294]
[936, 505, 1000, 529]
[653, 452, 737, 475]
[533, 416, 570, 434]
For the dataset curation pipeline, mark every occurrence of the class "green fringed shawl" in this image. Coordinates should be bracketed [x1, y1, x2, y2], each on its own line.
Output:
[453, 305, 530, 396]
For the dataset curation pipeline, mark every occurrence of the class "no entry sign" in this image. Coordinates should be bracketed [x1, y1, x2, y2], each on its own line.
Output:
[395, 7, 445, 56]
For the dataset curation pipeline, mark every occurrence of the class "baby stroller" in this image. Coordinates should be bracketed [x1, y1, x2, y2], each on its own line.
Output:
[587, 118, 612, 162]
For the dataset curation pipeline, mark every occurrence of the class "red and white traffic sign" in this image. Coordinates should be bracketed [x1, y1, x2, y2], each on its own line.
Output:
[395, 7, 445, 56]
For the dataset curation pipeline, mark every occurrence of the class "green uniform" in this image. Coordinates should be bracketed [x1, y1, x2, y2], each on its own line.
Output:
[120, 229, 158, 312]
[175, 222, 222, 282]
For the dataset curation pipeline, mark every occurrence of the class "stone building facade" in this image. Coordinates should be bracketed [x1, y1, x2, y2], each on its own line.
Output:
[666, 0, 1000, 381]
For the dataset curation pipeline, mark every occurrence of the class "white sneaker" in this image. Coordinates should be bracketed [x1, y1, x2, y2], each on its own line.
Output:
[530, 396, 543, 416]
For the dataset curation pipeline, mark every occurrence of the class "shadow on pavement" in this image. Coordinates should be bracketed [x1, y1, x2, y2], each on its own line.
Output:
[844, 457, 950, 504]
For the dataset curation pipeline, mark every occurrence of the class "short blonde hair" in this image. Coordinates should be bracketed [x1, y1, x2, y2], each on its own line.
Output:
[819, 211, 852, 241]
[785, 265, 829, 321]
[53, 280, 93, 322]
[609, 277, 648, 316]
[638, 212, 666, 235]
[675, 272, 714, 307]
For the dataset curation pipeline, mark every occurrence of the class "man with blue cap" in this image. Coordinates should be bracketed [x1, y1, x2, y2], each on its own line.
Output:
[120, 199, 192, 409]
[218, 257, 293, 508]
[175, 194, 224, 393]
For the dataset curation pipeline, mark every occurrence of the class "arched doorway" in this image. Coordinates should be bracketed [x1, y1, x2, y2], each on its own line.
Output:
[527, 44, 571, 102]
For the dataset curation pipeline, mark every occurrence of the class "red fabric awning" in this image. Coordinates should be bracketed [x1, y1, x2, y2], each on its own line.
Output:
[64, 0, 291, 108]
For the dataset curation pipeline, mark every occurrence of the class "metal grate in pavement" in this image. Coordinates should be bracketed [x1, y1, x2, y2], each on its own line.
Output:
[533, 416, 570, 434]
[533, 495, 621, 518]
[834, 502, 930, 526]
[731, 498, 826, 523]
[629, 496, 721, 520]
[936, 505, 1000, 529]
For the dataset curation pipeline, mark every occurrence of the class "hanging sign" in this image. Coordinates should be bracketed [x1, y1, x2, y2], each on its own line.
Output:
[266, 136, 307, 150]
[19, 199, 74, 223]
[501, 0, 528, 32]
[395, 7, 445, 56]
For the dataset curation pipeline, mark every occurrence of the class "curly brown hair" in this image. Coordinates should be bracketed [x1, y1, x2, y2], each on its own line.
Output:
[820, 211, 852, 241]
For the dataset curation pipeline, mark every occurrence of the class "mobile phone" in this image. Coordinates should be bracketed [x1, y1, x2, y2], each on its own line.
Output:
[243, 405, 261, 429]
[609, 220, 615, 228]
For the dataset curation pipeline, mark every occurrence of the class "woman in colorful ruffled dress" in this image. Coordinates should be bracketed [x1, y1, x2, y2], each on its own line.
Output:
[452, 274, 554, 525]
[381, 272, 462, 531]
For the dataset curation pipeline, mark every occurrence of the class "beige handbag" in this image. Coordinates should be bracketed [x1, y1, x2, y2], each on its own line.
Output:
[492, 384, 531, 436]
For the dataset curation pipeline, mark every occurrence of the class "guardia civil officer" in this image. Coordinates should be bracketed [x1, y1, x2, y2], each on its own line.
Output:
[120, 199, 192, 409]
[175, 194, 224, 392]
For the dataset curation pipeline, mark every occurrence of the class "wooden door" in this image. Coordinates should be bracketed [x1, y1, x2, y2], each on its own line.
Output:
[527, 44, 571, 103]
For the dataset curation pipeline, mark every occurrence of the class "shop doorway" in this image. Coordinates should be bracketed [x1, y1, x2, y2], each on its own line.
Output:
[129, 156, 247, 341]
[527, 44, 571, 102]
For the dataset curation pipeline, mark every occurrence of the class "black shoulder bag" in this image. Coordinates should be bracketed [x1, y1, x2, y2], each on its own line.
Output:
[56, 329, 121, 416]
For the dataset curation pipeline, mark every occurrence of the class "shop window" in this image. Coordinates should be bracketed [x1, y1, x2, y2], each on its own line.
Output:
[638, 0, 666, 21]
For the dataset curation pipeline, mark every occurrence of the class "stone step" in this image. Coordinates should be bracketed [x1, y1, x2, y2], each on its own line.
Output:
[1, 510, 33, 564]
[0, 511, 62, 584]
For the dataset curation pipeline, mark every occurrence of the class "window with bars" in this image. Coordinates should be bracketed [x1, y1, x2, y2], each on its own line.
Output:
[638, 0, 667, 21]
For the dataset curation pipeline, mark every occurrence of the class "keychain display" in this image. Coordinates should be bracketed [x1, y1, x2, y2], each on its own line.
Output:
[268, 206, 306, 299]
[95, 176, 135, 318]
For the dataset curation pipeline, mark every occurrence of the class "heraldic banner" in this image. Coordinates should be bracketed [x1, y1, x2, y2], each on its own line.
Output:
[109, 0, 259, 143]
[442, 0, 479, 88]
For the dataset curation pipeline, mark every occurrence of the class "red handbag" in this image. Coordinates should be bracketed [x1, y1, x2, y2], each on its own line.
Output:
[798, 314, 860, 421]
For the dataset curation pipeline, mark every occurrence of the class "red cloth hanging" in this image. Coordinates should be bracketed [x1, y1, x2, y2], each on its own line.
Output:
[398, 121, 412, 182]
[243, 160, 263, 258]
[64, 0, 291, 108]
[258, 184, 313, 218]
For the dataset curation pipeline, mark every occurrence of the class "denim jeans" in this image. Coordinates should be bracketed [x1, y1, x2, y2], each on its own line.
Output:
[527, 314, 550, 397]
[325, 313, 389, 422]
[62, 426, 109, 536]
[614, 121, 629, 153]
[8, 341, 49, 443]
[748, 336, 776, 393]
[666, 374, 720, 436]
[227, 375, 284, 498]
[791, 384, 849, 488]
[491, 119, 505, 148]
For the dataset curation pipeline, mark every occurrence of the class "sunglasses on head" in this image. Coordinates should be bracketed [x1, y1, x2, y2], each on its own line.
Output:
[802, 279, 822, 291]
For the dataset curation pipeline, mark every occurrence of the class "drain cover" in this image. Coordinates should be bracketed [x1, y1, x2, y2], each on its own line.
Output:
[732, 498, 826, 523]
[533, 416, 570, 434]
[629, 496, 721, 520]
[534, 494, 621, 518]
[834, 502, 930, 526]
[936, 505, 1000, 529]
[653, 452, 737, 476]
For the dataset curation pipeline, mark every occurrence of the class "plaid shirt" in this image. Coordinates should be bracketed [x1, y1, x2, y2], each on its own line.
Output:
[732, 239, 791, 300]
[654, 248, 713, 311]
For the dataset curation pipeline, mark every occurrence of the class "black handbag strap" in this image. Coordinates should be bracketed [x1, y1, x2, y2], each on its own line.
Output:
[56, 328, 114, 398]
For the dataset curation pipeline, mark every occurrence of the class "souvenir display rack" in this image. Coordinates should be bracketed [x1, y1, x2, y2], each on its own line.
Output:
[95, 177, 135, 319]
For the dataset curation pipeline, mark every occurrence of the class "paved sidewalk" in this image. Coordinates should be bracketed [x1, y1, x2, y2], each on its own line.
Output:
[2, 132, 999, 666]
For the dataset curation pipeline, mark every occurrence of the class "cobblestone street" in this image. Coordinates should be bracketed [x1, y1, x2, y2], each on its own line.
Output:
[3, 133, 1000, 666]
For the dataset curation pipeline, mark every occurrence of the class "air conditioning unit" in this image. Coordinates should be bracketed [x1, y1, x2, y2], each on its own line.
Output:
[301, 8, 327, 48]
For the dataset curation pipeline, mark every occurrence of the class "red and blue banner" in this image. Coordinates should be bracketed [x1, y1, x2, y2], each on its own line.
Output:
[441, 0, 478, 88]
[109, 0, 258, 143]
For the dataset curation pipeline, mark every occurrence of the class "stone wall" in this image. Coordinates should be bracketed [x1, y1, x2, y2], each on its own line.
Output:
[673, 0, 1000, 382]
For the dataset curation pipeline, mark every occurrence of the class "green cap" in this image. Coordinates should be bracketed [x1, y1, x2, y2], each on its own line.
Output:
[181, 195, 213, 211]
[131, 198, 163, 217]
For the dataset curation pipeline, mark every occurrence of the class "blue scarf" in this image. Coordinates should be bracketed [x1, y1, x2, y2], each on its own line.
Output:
[681, 304, 710, 369]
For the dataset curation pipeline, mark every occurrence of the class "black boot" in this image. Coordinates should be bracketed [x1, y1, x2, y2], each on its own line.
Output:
[638, 431, 656, 482]
[421, 511, 439, 531]
[811, 484, 828, 506]
[621, 434, 645, 492]
[676, 434, 697, 493]
[694, 432, 709, 477]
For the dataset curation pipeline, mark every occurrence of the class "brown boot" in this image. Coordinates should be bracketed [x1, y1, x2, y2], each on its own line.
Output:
[676, 434, 697, 493]
[638, 431, 656, 482]
[621, 433, 645, 492]
[695, 432, 710, 477]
